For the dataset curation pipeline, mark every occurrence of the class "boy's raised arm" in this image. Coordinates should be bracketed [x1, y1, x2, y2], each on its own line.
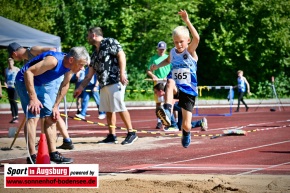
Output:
[178, 10, 200, 52]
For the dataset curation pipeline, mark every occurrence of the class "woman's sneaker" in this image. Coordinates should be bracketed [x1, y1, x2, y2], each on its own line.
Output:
[50, 151, 73, 164]
[9, 117, 19, 124]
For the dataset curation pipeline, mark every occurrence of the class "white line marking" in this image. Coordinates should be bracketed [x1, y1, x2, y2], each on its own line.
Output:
[237, 161, 290, 175]
[118, 140, 290, 173]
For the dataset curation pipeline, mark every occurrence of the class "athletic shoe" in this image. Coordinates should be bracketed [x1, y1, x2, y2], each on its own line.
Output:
[156, 107, 171, 127]
[12, 119, 19, 123]
[164, 126, 179, 132]
[26, 154, 37, 164]
[98, 114, 106, 119]
[246, 107, 249, 112]
[97, 134, 118, 144]
[181, 129, 191, 148]
[9, 117, 19, 124]
[57, 141, 74, 150]
[50, 151, 73, 164]
[155, 122, 163, 129]
[201, 117, 208, 131]
[75, 113, 85, 119]
[121, 132, 138, 145]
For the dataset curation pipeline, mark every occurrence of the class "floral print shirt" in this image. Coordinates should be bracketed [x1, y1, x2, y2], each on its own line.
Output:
[90, 38, 123, 88]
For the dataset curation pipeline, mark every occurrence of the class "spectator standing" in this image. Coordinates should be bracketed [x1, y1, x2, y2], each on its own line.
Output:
[234, 70, 250, 112]
[74, 27, 138, 145]
[75, 66, 106, 120]
[4, 58, 20, 123]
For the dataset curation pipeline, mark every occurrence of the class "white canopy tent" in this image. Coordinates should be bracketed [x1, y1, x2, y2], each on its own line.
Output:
[0, 16, 69, 126]
[0, 16, 61, 51]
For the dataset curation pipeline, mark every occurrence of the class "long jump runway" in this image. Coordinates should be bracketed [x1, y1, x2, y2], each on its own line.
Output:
[0, 106, 289, 176]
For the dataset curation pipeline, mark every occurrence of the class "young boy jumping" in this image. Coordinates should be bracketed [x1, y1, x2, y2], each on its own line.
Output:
[151, 9, 200, 148]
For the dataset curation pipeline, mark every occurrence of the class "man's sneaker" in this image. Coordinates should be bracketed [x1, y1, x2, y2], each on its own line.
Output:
[75, 113, 85, 119]
[121, 132, 138, 145]
[156, 107, 171, 127]
[57, 141, 74, 150]
[97, 134, 118, 144]
[181, 129, 191, 148]
[201, 117, 208, 131]
[26, 154, 37, 164]
[50, 151, 73, 164]
[164, 126, 179, 132]
[156, 122, 163, 129]
[98, 114, 106, 119]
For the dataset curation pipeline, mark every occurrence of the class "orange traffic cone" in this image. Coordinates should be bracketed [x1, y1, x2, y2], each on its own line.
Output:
[36, 133, 50, 164]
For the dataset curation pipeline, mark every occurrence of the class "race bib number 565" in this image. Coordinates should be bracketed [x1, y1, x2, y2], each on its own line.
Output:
[172, 68, 190, 84]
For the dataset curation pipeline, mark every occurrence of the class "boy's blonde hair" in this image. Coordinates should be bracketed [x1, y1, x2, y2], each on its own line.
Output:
[172, 26, 190, 38]
[237, 70, 243, 75]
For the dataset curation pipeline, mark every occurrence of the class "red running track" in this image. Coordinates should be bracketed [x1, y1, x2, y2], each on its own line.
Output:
[0, 106, 289, 175]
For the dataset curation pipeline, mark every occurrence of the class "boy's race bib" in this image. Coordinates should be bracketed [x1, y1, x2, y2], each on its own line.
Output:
[172, 68, 191, 85]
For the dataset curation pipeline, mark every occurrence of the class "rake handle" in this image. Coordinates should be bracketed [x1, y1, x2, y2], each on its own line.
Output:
[9, 117, 26, 149]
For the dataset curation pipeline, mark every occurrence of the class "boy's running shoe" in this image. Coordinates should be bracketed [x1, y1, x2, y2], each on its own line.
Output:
[156, 107, 171, 127]
[181, 129, 191, 148]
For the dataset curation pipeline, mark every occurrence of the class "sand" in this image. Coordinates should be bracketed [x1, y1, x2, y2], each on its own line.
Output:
[1, 174, 290, 193]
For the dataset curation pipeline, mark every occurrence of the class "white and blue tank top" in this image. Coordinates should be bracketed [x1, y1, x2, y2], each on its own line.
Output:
[237, 77, 246, 92]
[5, 67, 19, 88]
[167, 48, 198, 96]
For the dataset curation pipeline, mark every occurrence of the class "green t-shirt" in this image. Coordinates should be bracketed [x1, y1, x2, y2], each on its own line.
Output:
[147, 54, 171, 78]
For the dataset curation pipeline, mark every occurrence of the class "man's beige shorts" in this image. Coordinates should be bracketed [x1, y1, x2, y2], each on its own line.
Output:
[99, 83, 127, 112]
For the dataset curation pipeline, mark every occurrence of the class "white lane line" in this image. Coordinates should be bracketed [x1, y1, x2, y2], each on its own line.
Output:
[209, 120, 290, 132]
[151, 166, 263, 171]
[237, 161, 290, 175]
[118, 140, 290, 173]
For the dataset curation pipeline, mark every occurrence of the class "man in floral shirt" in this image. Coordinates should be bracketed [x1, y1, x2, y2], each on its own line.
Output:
[74, 27, 138, 145]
